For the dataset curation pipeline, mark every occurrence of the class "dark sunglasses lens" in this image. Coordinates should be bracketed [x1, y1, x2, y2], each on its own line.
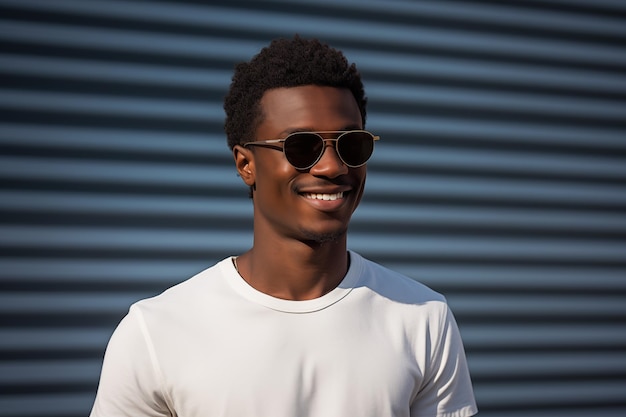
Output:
[337, 132, 374, 167]
[283, 133, 324, 169]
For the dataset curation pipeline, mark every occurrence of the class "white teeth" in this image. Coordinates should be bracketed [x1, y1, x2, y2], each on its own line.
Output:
[304, 192, 344, 201]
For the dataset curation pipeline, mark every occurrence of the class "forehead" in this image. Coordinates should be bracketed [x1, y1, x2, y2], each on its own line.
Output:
[258, 85, 362, 135]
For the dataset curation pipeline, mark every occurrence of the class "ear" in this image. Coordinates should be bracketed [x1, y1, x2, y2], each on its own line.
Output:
[233, 145, 256, 187]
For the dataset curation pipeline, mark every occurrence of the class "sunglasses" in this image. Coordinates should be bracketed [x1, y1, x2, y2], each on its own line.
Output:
[243, 130, 380, 170]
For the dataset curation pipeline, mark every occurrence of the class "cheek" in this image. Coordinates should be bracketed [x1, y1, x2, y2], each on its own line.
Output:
[253, 156, 297, 198]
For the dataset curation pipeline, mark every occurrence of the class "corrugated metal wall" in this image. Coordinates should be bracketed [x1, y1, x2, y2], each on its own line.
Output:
[1, 0, 625, 416]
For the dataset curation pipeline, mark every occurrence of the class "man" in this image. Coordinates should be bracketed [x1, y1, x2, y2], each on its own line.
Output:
[90, 36, 478, 417]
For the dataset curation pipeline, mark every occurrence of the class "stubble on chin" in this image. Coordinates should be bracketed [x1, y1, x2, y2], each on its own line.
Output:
[300, 226, 348, 245]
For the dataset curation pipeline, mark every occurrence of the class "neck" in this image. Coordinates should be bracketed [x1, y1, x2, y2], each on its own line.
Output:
[236, 237, 349, 301]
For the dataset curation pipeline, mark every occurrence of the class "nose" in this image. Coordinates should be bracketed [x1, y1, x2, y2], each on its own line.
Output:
[308, 140, 349, 178]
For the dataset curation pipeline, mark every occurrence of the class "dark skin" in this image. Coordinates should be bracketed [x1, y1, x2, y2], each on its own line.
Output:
[232, 85, 367, 301]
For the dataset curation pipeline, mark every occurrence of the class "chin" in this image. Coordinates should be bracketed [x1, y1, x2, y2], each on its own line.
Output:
[300, 227, 347, 245]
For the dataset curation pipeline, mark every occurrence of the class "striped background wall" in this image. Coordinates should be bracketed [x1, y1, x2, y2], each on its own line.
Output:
[1, 0, 625, 416]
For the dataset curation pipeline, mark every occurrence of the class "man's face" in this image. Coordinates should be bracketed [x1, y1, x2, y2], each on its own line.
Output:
[248, 85, 367, 245]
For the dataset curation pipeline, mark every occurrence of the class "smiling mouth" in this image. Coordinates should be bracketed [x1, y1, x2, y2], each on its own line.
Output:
[302, 192, 344, 201]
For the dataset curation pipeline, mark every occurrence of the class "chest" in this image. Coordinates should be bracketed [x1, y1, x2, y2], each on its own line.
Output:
[161, 306, 423, 416]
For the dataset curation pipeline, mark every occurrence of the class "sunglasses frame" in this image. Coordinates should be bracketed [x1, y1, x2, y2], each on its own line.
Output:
[243, 130, 380, 170]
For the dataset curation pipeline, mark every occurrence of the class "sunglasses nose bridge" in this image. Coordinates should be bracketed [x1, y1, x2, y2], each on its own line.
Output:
[321, 137, 339, 148]
[319, 137, 342, 159]
[309, 137, 347, 172]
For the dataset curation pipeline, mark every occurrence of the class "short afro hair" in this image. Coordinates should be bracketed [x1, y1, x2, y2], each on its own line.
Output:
[224, 35, 368, 150]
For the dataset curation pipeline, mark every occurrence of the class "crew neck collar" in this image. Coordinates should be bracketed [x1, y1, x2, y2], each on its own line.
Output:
[220, 250, 363, 313]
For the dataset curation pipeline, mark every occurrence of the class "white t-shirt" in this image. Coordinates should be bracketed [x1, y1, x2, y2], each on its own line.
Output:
[90, 251, 477, 417]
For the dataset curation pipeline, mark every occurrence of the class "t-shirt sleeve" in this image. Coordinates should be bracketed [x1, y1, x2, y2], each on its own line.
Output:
[411, 303, 478, 417]
[90, 305, 172, 417]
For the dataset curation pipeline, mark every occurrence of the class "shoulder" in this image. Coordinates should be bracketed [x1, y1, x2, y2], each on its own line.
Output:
[131, 257, 233, 321]
[351, 251, 447, 306]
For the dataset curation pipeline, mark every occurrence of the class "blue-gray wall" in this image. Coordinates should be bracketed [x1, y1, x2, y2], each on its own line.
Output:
[1, 1, 625, 416]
